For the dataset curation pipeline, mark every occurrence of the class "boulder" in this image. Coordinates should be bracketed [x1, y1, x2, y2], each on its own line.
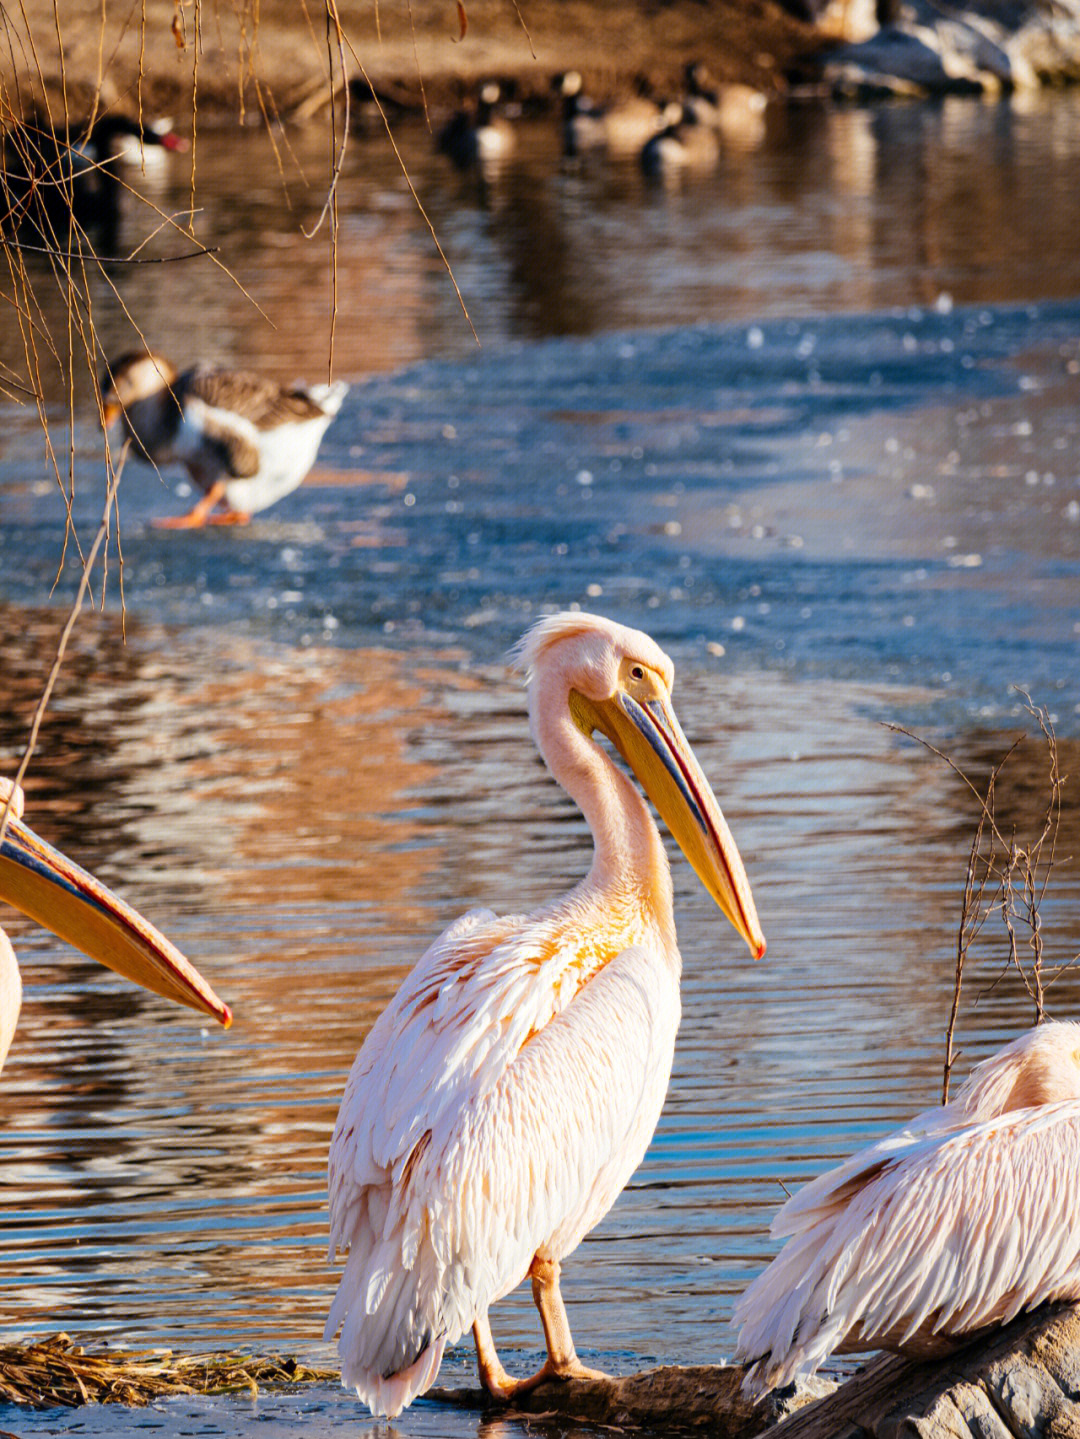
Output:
[815, 0, 1080, 93]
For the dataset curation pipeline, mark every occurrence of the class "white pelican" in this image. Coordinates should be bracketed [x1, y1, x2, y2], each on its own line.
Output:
[0, 778, 230, 1071]
[734, 1021, 1080, 1394]
[326, 611, 766, 1417]
[100, 352, 348, 528]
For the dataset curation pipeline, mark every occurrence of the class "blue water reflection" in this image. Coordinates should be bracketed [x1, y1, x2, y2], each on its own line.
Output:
[1, 91, 1079, 1439]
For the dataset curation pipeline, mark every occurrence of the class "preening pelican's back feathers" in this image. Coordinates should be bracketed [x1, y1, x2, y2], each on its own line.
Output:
[735, 1100, 1080, 1390]
[326, 899, 679, 1416]
[735, 1023, 1080, 1394]
[771, 1021, 1080, 1243]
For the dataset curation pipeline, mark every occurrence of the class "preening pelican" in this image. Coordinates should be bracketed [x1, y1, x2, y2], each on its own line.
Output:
[326, 611, 766, 1418]
[734, 1021, 1080, 1394]
[0, 778, 230, 1071]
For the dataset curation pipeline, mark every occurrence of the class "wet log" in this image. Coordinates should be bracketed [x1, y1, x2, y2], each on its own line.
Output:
[434, 1303, 1080, 1436]
[768, 1303, 1080, 1439]
[432, 1365, 835, 1433]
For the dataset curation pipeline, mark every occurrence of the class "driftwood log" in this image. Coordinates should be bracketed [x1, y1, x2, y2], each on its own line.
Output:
[433, 1365, 835, 1434]
[434, 1303, 1080, 1437]
[770, 1304, 1080, 1439]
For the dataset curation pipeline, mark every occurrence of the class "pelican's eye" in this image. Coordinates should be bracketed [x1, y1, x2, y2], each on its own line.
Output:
[629, 664, 645, 681]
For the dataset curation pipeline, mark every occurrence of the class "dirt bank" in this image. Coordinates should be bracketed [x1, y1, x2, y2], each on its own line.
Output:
[2, 0, 819, 127]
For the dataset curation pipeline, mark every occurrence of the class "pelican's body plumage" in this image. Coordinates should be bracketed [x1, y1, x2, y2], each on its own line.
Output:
[101, 352, 347, 527]
[734, 1021, 1080, 1393]
[0, 777, 230, 1073]
[326, 612, 765, 1417]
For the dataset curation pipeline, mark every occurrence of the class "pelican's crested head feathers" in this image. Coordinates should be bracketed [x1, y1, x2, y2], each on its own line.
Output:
[512, 611, 764, 958]
[511, 610, 672, 695]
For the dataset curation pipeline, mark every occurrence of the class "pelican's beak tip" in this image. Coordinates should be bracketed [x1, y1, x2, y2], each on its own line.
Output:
[219, 1003, 234, 1030]
[752, 937, 766, 961]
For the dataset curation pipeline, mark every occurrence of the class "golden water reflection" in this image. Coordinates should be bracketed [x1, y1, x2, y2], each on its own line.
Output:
[1, 607, 1078, 1360]
[7, 94, 1080, 422]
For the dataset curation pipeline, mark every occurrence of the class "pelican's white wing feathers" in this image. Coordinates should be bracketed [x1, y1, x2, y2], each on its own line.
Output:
[326, 904, 679, 1417]
[734, 1101, 1080, 1392]
[771, 1098, 967, 1240]
[771, 1027, 1080, 1242]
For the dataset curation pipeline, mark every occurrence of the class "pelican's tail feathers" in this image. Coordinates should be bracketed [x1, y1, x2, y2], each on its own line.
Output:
[732, 1231, 849, 1395]
[340, 1333, 447, 1419]
[325, 1190, 455, 1419]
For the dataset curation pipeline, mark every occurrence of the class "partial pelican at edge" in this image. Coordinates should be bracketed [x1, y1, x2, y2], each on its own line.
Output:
[0, 777, 230, 1071]
[326, 611, 765, 1417]
[735, 1020, 1080, 1393]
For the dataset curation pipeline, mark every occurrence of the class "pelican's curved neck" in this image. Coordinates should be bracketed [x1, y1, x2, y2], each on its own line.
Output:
[530, 684, 673, 919]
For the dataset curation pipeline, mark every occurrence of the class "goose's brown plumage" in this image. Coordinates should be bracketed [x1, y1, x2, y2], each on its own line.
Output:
[101, 351, 347, 527]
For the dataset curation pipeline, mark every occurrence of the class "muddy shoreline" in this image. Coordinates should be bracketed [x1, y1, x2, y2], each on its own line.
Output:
[3, 0, 820, 127]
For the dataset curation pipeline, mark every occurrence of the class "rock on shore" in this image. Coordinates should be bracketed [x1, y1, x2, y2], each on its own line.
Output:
[814, 0, 1080, 96]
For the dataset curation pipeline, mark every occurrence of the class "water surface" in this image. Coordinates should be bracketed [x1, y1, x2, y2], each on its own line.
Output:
[2, 89, 1080, 1437]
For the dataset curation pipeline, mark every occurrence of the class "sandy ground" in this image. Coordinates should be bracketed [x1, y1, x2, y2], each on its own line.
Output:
[1, 0, 820, 127]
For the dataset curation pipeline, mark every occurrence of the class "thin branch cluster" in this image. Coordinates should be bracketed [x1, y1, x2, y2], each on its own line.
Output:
[891, 698, 1072, 1103]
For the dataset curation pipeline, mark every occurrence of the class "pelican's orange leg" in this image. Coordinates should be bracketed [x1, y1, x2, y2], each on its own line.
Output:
[472, 1258, 608, 1402]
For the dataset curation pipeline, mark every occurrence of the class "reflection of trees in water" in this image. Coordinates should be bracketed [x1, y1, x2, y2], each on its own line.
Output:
[0, 602, 470, 1340]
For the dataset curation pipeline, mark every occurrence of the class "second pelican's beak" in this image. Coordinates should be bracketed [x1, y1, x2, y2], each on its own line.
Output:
[0, 810, 231, 1026]
[571, 681, 766, 959]
[101, 400, 121, 427]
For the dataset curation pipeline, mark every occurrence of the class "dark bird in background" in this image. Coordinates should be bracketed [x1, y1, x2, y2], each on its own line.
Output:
[437, 82, 516, 170]
[553, 71, 667, 159]
[1, 112, 185, 250]
[640, 101, 720, 177]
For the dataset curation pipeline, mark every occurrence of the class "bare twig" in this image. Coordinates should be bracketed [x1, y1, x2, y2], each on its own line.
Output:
[0, 445, 129, 851]
[889, 697, 1068, 1104]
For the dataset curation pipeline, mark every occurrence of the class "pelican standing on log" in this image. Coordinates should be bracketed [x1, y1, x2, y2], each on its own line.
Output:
[734, 1021, 1080, 1393]
[0, 778, 230, 1071]
[326, 612, 766, 1417]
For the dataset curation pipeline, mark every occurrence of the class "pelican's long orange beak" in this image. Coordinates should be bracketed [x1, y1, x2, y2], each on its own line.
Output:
[571, 679, 766, 959]
[0, 796, 231, 1026]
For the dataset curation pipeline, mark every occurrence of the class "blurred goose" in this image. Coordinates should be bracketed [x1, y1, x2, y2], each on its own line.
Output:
[640, 102, 720, 177]
[437, 82, 516, 169]
[553, 71, 609, 156]
[105, 115, 188, 172]
[681, 62, 725, 128]
[0, 777, 230, 1075]
[2, 113, 185, 243]
[683, 63, 767, 149]
[101, 352, 348, 528]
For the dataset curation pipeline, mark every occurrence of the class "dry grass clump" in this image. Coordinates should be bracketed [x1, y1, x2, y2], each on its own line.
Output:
[0, 1332, 336, 1408]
